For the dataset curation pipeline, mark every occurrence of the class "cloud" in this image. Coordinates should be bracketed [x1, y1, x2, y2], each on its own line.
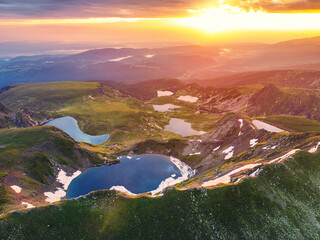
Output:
[224, 0, 320, 13]
[0, 0, 215, 18]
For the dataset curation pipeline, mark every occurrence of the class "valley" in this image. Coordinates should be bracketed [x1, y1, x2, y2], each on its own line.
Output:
[1, 38, 320, 239]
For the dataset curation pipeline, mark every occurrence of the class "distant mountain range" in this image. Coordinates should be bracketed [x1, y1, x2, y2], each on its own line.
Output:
[2, 36, 320, 89]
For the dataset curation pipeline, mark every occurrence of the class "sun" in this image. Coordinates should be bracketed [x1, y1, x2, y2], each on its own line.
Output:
[172, 4, 320, 33]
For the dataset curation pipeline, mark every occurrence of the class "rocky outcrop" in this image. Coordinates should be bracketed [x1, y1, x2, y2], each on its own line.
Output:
[181, 113, 272, 174]
[0, 103, 45, 129]
[245, 84, 320, 120]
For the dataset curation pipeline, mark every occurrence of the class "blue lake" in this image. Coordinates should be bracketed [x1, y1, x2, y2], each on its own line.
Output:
[45, 116, 110, 145]
[66, 154, 192, 198]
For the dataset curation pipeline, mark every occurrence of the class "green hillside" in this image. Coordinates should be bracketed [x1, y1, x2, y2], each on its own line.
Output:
[1, 151, 319, 239]
[0, 126, 109, 213]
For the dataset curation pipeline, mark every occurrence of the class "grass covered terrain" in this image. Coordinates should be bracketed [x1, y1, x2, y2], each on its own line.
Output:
[1, 151, 319, 239]
[257, 115, 320, 132]
[0, 81, 220, 144]
[0, 126, 108, 213]
[0, 82, 179, 144]
[0, 82, 99, 111]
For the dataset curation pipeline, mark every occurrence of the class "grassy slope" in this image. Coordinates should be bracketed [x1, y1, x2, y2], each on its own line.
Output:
[257, 115, 320, 132]
[0, 82, 98, 111]
[0, 81, 220, 143]
[1, 151, 319, 240]
[0, 126, 107, 213]
[0, 82, 178, 144]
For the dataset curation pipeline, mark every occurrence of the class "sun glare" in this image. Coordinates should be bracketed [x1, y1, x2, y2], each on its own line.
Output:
[174, 3, 320, 33]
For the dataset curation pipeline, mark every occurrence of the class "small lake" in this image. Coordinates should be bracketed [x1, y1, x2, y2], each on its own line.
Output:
[164, 118, 206, 137]
[153, 104, 181, 112]
[45, 116, 109, 145]
[66, 154, 194, 198]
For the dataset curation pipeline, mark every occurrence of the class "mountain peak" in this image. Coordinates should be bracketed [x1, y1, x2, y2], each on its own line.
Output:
[249, 83, 282, 106]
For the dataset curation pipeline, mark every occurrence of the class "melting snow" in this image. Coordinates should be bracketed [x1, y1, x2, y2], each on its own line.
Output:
[145, 54, 155, 58]
[57, 169, 82, 190]
[222, 146, 234, 160]
[44, 170, 81, 203]
[157, 91, 173, 97]
[110, 186, 136, 196]
[309, 142, 320, 153]
[44, 188, 66, 203]
[11, 185, 22, 193]
[269, 149, 300, 163]
[109, 55, 132, 61]
[252, 120, 284, 133]
[21, 202, 35, 209]
[202, 163, 261, 187]
[249, 168, 261, 177]
[238, 119, 243, 128]
[177, 95, 198, 103]
[202, 148, 304, 188]
[212, 146, 220, 152]
[150, 157, 195, 196]
[250, 139, 259, 147]
[189, 152, 201, 156]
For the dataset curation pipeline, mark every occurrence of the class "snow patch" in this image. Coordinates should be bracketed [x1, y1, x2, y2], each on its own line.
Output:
[44, 170, 81, 203]
[249, 168, 260, 177]
[202, 163, 261, 187]
[222, 146, 234, 160]
[110, 186, 136, 196]
[309, 142, 320, 153]
[44, 188, 66, 203]
[212, 146, 220, 152]
[202, 149, 302, 188]
[145, 54, 155, 58]
[250, 139, 259, 147]
[238, 119, 243, 128]
[21, 202, 35, 209]
[150, 156, 195, 196]
[252, 120, 284, 133]
[57, 170, 82, 190]
[269, 149, 300, 163]
[11, 185, 22, 193]
[177, 95, 198, 103]
[157, 90, 173, 97]
[189, 152, 201, 156]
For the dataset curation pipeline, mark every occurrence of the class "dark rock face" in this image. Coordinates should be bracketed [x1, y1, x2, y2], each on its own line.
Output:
[245, 84, 320, 121]
[12, 109, 38, 127]
[182, 113, 272, 174]
[248, 84, 282, 107]
[0, 103, 10, 115]
[0, 103, 39, 128]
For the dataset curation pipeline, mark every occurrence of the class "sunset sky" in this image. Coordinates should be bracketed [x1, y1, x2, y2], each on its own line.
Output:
[1, 0, 320, 47]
